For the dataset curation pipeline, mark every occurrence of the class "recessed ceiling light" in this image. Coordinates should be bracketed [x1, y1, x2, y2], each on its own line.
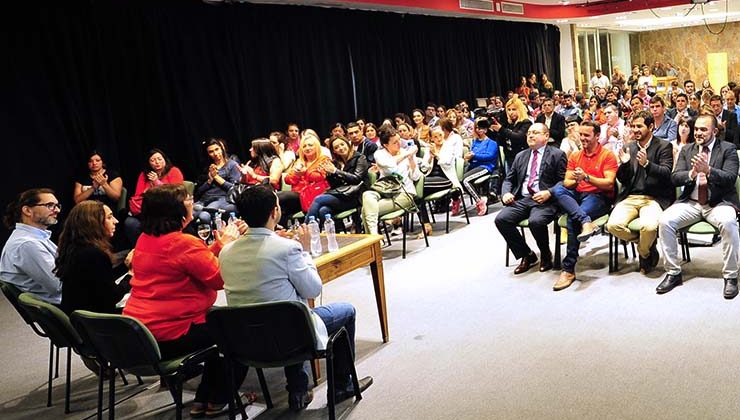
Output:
[615, 15, 627, 20]
[556, 19, 569, 23]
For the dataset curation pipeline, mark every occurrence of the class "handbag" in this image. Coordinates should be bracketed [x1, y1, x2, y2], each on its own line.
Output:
[227, 183, 252, 204]
[370, 174, 404, 198]
[328, 182, 363, 199]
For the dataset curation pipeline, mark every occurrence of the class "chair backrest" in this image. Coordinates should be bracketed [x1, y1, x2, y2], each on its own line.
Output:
[70, 310, 162, 369]
[455, 157, 465, 181]
[206, 301, 317, 367]
[368, 170, 377, 186]
[0, 279, 37, 327]
[415, 174, 425, 197]
[117, 187, 128, 213]
[183, 180, 195, 196]
[18, 293, 83, 350]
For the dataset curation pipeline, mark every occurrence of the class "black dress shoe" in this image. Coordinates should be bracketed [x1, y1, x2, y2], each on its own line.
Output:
[334, 376, 373, 403]
[656, 273, 683, 294]
[514, 253, 538, 275]
[539, 253, 553, 272]
[723, 278, 738, 299]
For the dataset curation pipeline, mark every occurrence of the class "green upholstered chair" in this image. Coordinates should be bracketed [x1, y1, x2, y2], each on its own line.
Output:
[70, 310, 216, 420]
[207, 301, 363, 420]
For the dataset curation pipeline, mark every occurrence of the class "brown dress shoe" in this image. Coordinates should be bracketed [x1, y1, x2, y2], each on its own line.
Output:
[514, 254, 538, 275]
[577, 222, 599, 242]
[553, 271, 576, 291]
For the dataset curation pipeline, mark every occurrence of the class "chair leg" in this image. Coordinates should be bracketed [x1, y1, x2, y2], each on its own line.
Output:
[622, 240, 629, 259]
[445, 200, 450, 233]
[118, 369, 129, 386]
[97, 363, 104, 420]
[402, 215, 408, 259]
[47, 342, 54, 407]
[630, 242, 636, 259]
[108, 364, 115, 420]
[55, 345, 60, 379]
[608, 234, 615, 273]
[553, 222, 562, 270]
[65, 347, 71, 414]
[684, 232, 691, 262]
[326, 352, 336, 420]
[461, 193, 470, 225]
[136, 375, 143, 385]
[428, 202, 436, 224]
[256, 368, 272, 409]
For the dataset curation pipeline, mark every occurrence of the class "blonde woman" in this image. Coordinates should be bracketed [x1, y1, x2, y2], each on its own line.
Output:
[278, 133, 331, 226]
[491, 97, 532, 169]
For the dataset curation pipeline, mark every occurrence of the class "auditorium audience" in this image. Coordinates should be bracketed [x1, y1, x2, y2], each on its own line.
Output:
[124, 148, 184, 245]
[306, 136, 368, 230]
[193, 138, 241, 225]
[56, 201, 129, 314]
[0, 188, 62, 304]
[73, 150, 123, 211]
[270, 131, 297, 169]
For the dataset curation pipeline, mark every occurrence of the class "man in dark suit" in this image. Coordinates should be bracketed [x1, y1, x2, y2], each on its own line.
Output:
[347, 121, 377, 164]
[535, 98, 566, 146]
[666, 93, 697, 122]
[710, 95, 739, 148]
[657, 114, 740, 299]
[606, 111, 674, 275]
[495, 123, 567, 274]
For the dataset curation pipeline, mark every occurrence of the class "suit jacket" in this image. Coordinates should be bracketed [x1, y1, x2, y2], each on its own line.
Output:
[666, 107, 697, 120]
[535, 112, 566, 146]
[218, 227, 329, 349]
[615, 137, 675, 209]
[673, 140, 739, 208]
[719, 110, 740, 148]
[502, 145, 567, 201]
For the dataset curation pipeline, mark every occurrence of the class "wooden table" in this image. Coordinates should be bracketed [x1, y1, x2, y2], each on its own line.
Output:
[312, 234, 389, 343]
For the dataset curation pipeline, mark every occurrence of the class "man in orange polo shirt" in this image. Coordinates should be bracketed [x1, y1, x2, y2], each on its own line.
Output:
[551, 121, 618, 291]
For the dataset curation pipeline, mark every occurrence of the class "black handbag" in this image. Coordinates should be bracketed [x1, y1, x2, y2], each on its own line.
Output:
[328, 183, 363, 199]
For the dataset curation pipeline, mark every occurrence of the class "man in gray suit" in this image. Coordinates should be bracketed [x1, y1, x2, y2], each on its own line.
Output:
[219, 185, 372, 411]
[657, 114, 740, 298]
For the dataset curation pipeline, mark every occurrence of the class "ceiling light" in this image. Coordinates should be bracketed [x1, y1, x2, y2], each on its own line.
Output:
[556, 19, 569, 23]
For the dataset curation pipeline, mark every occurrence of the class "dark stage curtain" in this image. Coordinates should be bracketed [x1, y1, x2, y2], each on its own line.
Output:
[0, 0, 559, 244]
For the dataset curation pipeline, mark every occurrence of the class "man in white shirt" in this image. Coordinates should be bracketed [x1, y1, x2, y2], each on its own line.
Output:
[219, 185, 373, 411]
[589, 69, 610, 95]
[599, 104, 626, 154]
[0, 188, 62, 304]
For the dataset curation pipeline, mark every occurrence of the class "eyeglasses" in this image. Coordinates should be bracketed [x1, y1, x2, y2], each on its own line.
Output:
[31, 202, 61, 211]
[527, 131, 546, 136]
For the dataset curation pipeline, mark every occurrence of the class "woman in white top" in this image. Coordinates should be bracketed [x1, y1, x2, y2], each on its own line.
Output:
[361, 127, 421, 235]
[437, 117, 464, 215]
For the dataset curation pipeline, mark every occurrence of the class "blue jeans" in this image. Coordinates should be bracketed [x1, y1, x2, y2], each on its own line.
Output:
[552, 185, 611, 272]
[284, 302, 357, 395]
[193, 197, 235, 224]
[306, 194, 355, 228]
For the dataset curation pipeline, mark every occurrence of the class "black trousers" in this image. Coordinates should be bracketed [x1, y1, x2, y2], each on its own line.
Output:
[494, 198, 558, 259]
[420, 176, 452, 224]
[277, 191, 302, 227]
[158, 323, 247, 404]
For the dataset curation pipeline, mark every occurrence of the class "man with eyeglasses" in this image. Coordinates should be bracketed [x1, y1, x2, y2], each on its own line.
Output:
[495, 123, 566, 275]
[0, 188, 62, 304]
[606, 111, 674, 275]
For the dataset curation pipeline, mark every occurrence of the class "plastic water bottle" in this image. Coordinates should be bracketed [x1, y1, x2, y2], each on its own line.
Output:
[215, 209, 225, 231]
[324, 214, 339, 252]
[228, 212, 237, 226]
[307, 216, 322, 257]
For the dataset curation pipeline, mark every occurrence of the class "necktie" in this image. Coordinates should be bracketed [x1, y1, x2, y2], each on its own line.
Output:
[697, 146, 709, 205]
[527, 150, 539, 195]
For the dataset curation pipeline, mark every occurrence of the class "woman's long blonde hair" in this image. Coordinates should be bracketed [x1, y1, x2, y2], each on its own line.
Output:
[505, 98, 529, 124]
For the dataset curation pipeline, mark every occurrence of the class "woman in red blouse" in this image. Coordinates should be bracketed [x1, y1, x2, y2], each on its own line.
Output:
[124, 148, 184, 245]
[277, 133, 331, 225]
[123, 184, 242, 417]
[239, 139, 283, 190]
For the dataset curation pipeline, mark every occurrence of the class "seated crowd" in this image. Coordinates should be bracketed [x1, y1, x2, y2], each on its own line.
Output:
[2, 66, 740, 418]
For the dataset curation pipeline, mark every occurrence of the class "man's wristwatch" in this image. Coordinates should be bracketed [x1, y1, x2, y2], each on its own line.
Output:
[584, 174, 590, 183]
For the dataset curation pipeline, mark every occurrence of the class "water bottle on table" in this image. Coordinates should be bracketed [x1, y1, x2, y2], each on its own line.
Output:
[307, 216, 322, 257]
[228, 212, 237, 226]
[324, 214, 339, 252]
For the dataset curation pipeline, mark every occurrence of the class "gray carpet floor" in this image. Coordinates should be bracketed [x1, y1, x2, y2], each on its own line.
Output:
[2, 202, 740, 420]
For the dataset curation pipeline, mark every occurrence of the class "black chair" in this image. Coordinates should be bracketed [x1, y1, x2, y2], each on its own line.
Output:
[0, 280, 60, 407]
[17, 293, 138, 414]
[70, 310, 217, 420]
[207, 301, 364, 420]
